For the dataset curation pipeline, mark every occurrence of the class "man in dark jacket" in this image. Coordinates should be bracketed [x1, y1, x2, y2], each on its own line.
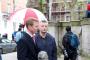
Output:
[35, 20, 57, 60]
[17, 17, 39, 60]
[62, 26, 80, 60]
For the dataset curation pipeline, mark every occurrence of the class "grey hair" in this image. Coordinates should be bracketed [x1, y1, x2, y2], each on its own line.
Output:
[38, 51, 48, 60]
[40, 20, 48, 23]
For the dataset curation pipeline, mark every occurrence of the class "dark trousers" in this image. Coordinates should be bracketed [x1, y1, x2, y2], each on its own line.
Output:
[64, 50, 77, 60]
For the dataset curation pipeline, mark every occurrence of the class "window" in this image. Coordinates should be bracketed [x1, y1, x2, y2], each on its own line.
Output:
[60, 14, 65, 21]
[66, 16, 71, 21]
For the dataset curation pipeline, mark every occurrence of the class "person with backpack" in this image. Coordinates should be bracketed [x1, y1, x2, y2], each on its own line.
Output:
[62, 26, 80, 60]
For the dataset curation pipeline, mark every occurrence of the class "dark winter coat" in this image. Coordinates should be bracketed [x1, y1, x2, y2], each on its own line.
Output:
[35, 33, 57, 60]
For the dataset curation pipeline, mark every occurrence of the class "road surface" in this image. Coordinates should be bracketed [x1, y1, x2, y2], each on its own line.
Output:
[1, 52, 82, 60]
[1, 52, 17, 60]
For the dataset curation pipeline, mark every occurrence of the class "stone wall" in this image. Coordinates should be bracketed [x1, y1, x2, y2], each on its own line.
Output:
[48, 20, 90, 56]
[48, 22, 58, 45]
[81, 19, 90, 56]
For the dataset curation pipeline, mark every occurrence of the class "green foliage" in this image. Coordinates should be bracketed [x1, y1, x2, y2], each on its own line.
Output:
[39, 0, 46, 12]
[39, 0, 46, 4]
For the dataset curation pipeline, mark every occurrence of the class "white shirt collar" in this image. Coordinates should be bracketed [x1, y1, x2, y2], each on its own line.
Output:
[26, 29, 33, 37]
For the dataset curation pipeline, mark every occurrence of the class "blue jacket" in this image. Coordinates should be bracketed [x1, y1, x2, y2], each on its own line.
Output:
[15, 31, 22, 42]
[35, 33, 57, 60]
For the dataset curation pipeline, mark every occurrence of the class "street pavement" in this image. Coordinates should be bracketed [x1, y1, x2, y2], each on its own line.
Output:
[1, 52, 82, 60]
[1, 52, 17, 60]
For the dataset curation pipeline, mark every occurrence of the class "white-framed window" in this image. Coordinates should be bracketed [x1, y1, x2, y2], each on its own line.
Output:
[60, 13, 65, 22]
[56, 14, 60, 21]
[65, 13, 71, 22]
[51, 14, 56, 21]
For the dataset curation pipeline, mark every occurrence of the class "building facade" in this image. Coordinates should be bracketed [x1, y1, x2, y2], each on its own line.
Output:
[27, 0, 90, 56]
[1, 0, 90, 56]
[1, 0, 27, 40]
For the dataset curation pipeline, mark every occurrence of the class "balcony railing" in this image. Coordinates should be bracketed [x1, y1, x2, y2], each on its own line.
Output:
[41, 0, 86, 22]
[48, 10, 85, 22]
[52, 0, 63, 3]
